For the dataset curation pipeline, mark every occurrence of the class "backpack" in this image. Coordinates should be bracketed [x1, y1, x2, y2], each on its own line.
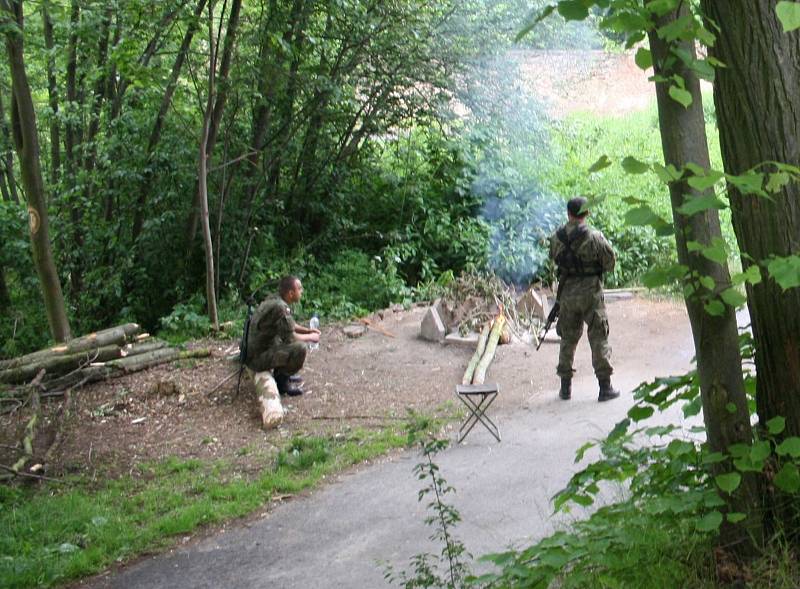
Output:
[235, 302, 255, 396]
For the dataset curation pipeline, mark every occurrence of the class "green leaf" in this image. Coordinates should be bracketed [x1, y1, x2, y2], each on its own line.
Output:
[732, 265, 762, 286]
[750, 440, 772, 463]
[727, 512, 747, 524]
[696, 510, 723, 532]
[621, 156, 649, 174]
[766, 172, 791, 193]
[775, 437, 800, 458]
[588, 154, 612, 173]
[625, 205, 660, 226]
[727, 172, 765, 195]
[628, 405, 655, 422]
[766, 416, 787, 435]
[668, 85, 693, 108]
[516, 5, 557, 42]
[653, 163, 683, 183]
[774, 463, 800, 493]
[776, 1, 800, 32]
[657, 14, 693, 42]
[641, 264, 687, 288]
[558, 0, 590, 21]
[634, 47, 653, 70]
[715, 472, 742, 494]
[698, 275, 716, 291]
[767, 256, 800, 290]
[700, 238, 728, 265]
[687, 169, 724, 191]
[720, 288, 747, 308]
[677, 194, 727, 216]
[704, 300, 725, 316]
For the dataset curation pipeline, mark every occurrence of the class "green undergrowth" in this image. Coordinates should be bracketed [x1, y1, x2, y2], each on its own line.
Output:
[0, 421, 432, 589]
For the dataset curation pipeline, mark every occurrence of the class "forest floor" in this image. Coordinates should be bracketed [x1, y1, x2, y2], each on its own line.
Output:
[1, 294, 683, 488]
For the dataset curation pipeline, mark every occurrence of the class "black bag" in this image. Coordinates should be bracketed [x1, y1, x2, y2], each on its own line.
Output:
[235, 303, 254, 396]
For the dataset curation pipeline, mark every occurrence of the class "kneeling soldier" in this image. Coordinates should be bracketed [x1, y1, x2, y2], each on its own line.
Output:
[246, 275, 320, 396]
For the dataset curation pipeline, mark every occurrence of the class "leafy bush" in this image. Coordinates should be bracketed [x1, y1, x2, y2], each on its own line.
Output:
[299, 249, 412, 321]
[158, 295, 212, 341]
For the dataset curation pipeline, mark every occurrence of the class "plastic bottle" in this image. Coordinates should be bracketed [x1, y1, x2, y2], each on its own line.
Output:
[308, 314, 319, 351]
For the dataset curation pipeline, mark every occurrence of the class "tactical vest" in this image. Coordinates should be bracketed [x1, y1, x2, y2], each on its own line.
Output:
[555, 225, 603, 278]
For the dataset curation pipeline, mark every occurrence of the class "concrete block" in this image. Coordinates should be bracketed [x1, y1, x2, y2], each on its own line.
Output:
[444, 332, 480, 347]
[518, 288, 549, 320]
[420, 305, 446, 342]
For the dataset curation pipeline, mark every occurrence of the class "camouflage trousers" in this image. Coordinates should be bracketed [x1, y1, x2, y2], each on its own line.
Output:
[555, 280, 613, 379]
[247, 341, 307, 375]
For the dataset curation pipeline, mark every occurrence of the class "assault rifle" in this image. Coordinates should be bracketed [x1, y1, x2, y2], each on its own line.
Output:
[535, 301, 559, 351]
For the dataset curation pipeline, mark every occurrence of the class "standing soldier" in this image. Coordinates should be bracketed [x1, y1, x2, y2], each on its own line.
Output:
[246, 275, 320, 396]
[549, 197, 620, 402]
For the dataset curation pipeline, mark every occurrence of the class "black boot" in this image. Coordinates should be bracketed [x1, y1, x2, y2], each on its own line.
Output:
[598, 377, 620, 402]
[275, 373, 303, 397]
[559, 377, 572, 400]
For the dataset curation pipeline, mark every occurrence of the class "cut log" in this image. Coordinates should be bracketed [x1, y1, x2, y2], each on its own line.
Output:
[0, 344, 124, 385]
[0, 323, 140, 371]
[472, 315, 506, 385]
[462, 322, 492, 385]
[120, 340, 167, 357]
[106, 347, 210, 373]
[250, 369, 284, 429]
[10, 348, 211, 393]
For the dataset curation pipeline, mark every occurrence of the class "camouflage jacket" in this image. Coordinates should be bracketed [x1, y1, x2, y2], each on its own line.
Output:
[246, 296, 296, 357]
[549, 220, 616, 282]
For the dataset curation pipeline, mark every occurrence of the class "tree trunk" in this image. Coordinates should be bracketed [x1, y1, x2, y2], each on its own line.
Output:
[2, 0, 71, 342]
[701, 1, 800, 440]
[42, 1, 60, 186]
[0, 259, 10, 307]
[648, 9, 761, 554]
[185, 0, 242, 246]
[0, 85, 18, 203]
[0, 344, 124, 385]
[198, 1, 219, 329]
[131, 0, 207, 241]
[64, 0, 84, 298]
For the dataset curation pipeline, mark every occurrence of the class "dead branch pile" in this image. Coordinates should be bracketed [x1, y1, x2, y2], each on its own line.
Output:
[438, 272, 544, 341]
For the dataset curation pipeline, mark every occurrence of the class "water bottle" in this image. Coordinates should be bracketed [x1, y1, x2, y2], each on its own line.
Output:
[308, 314, 319, 351]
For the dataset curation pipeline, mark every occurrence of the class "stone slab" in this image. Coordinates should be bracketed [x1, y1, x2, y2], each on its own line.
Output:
[420, 305, 446, 342]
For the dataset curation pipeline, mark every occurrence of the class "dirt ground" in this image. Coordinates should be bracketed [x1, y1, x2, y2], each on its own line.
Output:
[0, 295, 688, 484]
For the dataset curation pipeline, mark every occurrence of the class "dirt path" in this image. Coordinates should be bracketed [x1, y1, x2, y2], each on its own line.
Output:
[74, 295, 698, 588]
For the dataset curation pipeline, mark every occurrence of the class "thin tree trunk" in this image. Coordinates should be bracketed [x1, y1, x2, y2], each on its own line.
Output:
[0, 259, 10, 307]
[648, 9, 761, 555]
[131, 0, 207, 241]
[185, 0, 242, 245]
[0, 85, 18, 203]
[82, 5, 114, 199]
[1, 0, 71, 342]
[198, 1, 219, 329]
[42, 1, 60, 187]
[64, 0, 84, 298]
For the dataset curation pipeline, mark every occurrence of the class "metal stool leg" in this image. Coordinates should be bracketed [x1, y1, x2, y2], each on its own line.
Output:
[457, 389, 500, 442]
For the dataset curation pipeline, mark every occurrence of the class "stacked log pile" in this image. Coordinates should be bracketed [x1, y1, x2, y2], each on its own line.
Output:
[0, 323, 210, 393]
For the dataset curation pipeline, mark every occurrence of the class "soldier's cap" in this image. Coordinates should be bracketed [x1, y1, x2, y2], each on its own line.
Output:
[567, 196, 589, 218]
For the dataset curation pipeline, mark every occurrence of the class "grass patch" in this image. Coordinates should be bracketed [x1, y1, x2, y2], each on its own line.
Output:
[0, 425, 412, 588]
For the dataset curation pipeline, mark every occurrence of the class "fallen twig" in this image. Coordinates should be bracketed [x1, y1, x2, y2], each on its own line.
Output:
[358, 318, 395, 338]
[0, 463, 64, 483]
[205, 369, 240, 396]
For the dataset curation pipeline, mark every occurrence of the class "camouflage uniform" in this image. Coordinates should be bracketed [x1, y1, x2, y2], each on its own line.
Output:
[245, 296, 307, 375]
[549, 220, 616, 380]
